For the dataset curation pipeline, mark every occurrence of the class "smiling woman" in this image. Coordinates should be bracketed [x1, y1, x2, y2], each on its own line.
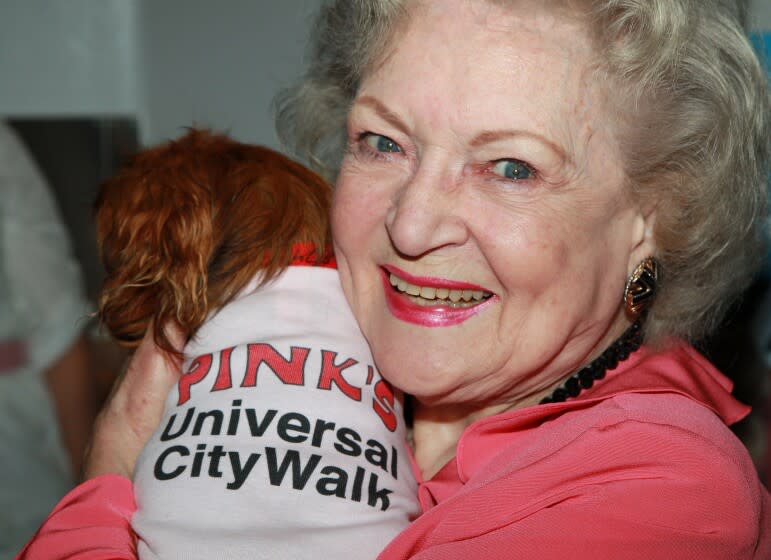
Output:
[333, 2, 641, 423]
[17, 1, 771, 559]
[277, 0, 770, 557]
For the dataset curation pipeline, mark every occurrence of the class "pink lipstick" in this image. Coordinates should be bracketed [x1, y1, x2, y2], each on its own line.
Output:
[380, 266, 496, 327]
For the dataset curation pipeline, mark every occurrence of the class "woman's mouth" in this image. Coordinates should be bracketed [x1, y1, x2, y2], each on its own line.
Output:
[388, 272, 492, 308]
[381, 266, 495, 326]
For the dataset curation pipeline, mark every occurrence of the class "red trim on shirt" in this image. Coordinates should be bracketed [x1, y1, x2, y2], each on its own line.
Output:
[289, 242, 336, 269]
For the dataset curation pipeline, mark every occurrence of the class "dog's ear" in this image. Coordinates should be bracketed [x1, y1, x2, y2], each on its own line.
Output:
[94, 133, 217, 355]
[204, 148, 333, 308]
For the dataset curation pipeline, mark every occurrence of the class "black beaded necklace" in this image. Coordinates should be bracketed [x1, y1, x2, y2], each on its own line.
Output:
[539, 320, 644, 405]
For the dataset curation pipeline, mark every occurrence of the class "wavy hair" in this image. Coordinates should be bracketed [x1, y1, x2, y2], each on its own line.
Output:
[275, 0, 770, 343]
[95, 129, 332, 354]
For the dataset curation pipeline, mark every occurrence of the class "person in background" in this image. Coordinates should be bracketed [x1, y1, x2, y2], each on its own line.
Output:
[0, 122, 101, 555]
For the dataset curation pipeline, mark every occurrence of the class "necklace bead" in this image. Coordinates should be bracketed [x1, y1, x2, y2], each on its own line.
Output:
[540, 320, 643, 405]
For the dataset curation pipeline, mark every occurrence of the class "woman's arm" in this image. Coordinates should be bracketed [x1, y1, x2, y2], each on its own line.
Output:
[83, 326, 183, 480]
[16, 476, 137, 560]
[17, 327, 183, 559]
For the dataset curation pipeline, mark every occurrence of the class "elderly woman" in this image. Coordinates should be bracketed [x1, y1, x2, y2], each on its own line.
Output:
[18, 0, 769, 558]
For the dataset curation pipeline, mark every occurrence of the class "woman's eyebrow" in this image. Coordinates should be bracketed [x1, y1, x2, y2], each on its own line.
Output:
[353, 95, 411, 136]
[469, 129, 573, 166]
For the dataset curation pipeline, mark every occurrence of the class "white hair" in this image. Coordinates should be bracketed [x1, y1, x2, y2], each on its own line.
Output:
[275, 0, 770, 343]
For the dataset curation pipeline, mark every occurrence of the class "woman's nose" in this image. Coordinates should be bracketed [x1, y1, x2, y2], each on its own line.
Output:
[385, 169, 470, 258]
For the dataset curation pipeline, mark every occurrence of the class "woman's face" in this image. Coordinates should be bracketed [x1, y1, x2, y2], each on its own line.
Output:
[333, 0, 654, 408]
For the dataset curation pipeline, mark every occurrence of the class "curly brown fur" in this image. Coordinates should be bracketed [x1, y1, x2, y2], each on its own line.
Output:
[95, 129, 332, 355]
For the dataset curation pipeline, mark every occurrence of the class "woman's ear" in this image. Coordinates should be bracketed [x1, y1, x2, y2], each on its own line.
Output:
[626, 202, 657, 275]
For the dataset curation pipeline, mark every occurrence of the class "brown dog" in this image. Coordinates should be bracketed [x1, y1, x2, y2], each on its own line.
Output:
[94, 129, 332, 354]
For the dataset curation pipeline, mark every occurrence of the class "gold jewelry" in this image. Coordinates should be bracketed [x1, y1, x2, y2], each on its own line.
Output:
[624, 257, 659, 319]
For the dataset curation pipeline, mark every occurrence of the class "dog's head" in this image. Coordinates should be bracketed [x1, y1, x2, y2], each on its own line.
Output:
[95, 129, 332, 353]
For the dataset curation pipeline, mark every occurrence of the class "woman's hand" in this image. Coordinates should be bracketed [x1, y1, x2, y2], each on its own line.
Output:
[82, 325, 184, 480]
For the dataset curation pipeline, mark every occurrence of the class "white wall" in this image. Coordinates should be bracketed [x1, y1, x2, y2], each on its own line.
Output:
[749, 0, 771, 30]
[0, 0, 138, 116]
[0, 1, 323, 148]
[135, 0, 322, 148]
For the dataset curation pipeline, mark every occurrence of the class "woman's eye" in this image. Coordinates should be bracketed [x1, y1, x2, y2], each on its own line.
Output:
[364, 133, 402, 154]
[492, 159, 534, 180]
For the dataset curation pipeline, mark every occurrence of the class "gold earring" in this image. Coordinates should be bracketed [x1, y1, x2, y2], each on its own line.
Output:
[624, 257, 659, 319]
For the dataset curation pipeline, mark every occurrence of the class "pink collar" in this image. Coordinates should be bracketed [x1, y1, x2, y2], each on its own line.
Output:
[417, 342, 749, 509]
[455, 342, 748, 483]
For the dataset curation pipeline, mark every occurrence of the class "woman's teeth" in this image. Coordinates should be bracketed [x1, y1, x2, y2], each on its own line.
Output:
[389, 273, 491, 308]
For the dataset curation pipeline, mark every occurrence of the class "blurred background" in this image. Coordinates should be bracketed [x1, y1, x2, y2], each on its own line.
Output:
[0, 1, 325, 554]
[1, 0, 323, 301]
[0, 0, 769, 555]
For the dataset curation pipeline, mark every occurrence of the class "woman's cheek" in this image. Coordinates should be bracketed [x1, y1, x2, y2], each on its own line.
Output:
[331, 169, 380, 309]
[331, 177, 361, 254]
[333, 166, 391, 242]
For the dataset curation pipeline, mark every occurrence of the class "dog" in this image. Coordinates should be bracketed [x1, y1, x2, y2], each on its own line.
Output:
[93, 129, 419, 559]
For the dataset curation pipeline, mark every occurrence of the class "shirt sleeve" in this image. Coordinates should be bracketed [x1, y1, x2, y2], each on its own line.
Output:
[15, 475, 138, 560]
